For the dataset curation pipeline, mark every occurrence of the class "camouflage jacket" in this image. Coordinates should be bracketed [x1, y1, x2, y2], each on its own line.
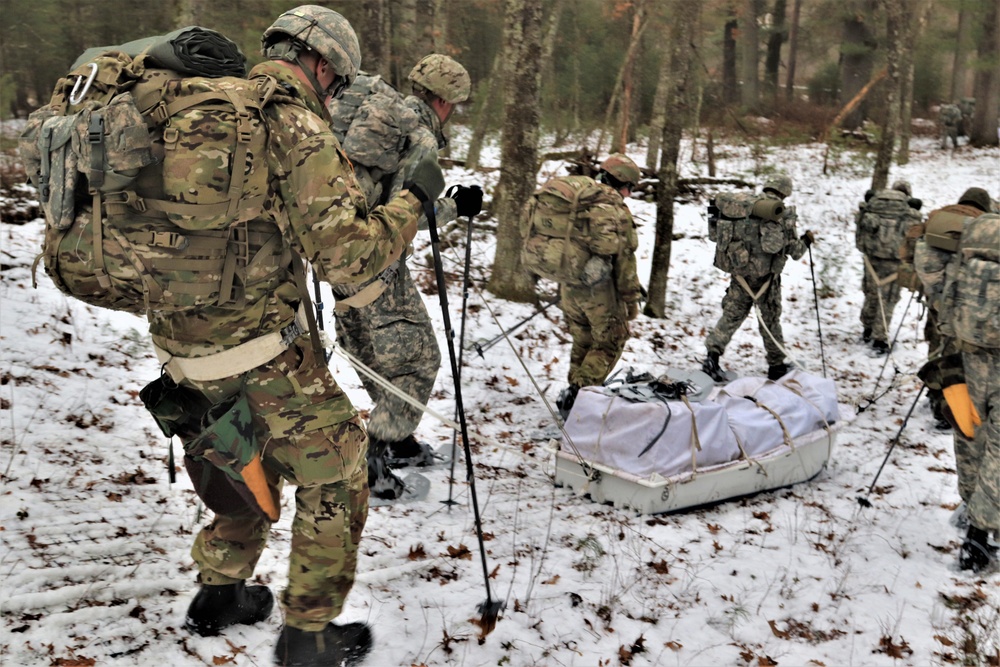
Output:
[940, 104, 961, 127]
[614, 201, 643, 304]
[150, 60, 422, 354]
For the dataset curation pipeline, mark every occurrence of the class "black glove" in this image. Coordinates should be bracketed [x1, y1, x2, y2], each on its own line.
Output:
[801, 230, 815, 247]
[402, 149, 445, 204]
[451, 185, 484, 218]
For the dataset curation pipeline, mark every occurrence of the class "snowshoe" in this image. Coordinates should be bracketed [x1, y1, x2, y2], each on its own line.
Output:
[387, 434, 440, 468]
[274, 621, 373, 666]
[701, 353, 732, 384]
[958, 526, 998, 573]
[369, 472, 431, 506]
[185, 581, 274, 637]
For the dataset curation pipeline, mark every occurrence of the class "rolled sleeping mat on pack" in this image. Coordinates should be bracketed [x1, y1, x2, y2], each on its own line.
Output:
[751, 199, 784, 222]
[72, 26, 247, 78]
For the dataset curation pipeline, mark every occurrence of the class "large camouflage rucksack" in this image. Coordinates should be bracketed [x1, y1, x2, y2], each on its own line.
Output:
[855, 189, 923, 259]
[937, 214, 1000, 349]
[326, 73, 419, 207]
[18, 42, 283, 316]
[519, 175, 629, 286]
[709, 192, 788, 278]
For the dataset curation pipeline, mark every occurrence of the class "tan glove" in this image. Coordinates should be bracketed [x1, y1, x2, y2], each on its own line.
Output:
[943, 383, 982, 438]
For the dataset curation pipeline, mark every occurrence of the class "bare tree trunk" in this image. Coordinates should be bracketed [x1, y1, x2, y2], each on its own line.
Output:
[951, 0, 973, 100]
[465, 52, 502, 170]
[173, 0, 202, 27]
[540, 0, 568, 144]
[431, 0, 447, 53]
[647, 0, 701, 319]
[723, 14, 739, 105]
[838, 0, 878, 130]
[740, 0, 761, 110]
[488, 0, 543, 302]
[598, 14, 650, 154]
[362, 0, 391, 80]
[784, 0, 801, 102]
[897, 0, 930, 164]
[764, 0, 787, 101]
[969, 0, 1000, 146]
[871, 0, 904, 191]
[393, 0, 418, 89]
[646, 47, 671, 169]
[614, 0, 649, 152]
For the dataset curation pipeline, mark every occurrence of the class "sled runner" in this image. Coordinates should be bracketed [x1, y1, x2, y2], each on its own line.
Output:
[553, 370, 847, 514]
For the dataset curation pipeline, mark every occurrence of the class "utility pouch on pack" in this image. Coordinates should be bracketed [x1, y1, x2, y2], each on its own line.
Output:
[140, 373, 213, 439]
[711, 192, 787, 277]
[924, 209, 966, 252]
[182, 390, 280, 522]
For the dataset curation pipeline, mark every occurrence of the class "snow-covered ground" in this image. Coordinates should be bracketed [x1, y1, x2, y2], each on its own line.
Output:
[2, 129, 999, 666]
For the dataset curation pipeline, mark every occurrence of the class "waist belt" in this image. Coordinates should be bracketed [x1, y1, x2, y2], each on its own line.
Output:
[153, 304, 309, 383]
[334, 260, 400, 314]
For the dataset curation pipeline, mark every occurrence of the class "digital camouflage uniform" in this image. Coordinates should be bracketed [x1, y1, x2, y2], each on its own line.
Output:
[915, 211, 999, 535]
[940, 103, 961, 149]
[330, 93, 454, 444]
[856, 187, 923, 346]
[151, 60, 423, 632]
[706, 190, 808, 368]
[560, 186, 643, 387]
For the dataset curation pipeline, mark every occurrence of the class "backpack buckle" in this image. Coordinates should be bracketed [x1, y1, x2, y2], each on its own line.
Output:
[87, 113, 105, 144]
[163, 126, 179, 149]
[149, 230, 188, 250]
[236, 112, 253, 144]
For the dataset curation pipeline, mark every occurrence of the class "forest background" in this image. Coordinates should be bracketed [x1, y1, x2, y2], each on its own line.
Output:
[0, 0, 998, 312]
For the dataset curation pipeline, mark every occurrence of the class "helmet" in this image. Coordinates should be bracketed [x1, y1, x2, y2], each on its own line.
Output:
[408, 54, 471, 104]
[599, 154, 641, 187]
[958, 186, 991, 212]
[763, 174, 793, 198]
[262, 5, 361, 86]
[891, 180, 911, 196]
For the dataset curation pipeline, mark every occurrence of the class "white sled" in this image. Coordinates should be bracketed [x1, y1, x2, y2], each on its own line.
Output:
[553, 370, 848, 515]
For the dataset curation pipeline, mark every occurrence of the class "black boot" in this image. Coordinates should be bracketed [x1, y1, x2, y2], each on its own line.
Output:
[872, 339, 889, 355]
[367, 437, 406, 500]
[556, 384, 580, 420]
[767, 362, 789, 381]
[862, 327, 872, 343]
[274, 622, 373, 666]
[387, 434, 436, 468]
[702, 352, 728, 383]
[958, 526, 997, 573]
[185, 581, 274, 637]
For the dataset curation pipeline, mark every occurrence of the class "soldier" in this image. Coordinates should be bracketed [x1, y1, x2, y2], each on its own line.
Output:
[702, 175, 815, 382]
[327, 54, 481, 501]
[904, 187, 992, 428]
[855, 180, 923, 354]
[940, 102, 962, 149]
[159, 7, 444, 666]
[958, 97, 975, 137]
[521, 155, 644, 419]
[915, 204, 999, 573]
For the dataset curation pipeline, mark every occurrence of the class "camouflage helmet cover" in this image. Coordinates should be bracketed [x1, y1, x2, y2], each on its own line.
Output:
[262, 5, 361, 86]
[891, 180, 912, 196]
[763, 174, 793, 198]
[958, 186, 991, 212]
[408, 54, 471, 104]
[599, 153, 641, 187]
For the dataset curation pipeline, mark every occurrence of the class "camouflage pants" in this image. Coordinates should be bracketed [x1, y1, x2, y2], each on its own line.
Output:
[334, 262, 441, 443]
[941, 124, 959, 149]
[706, 274, 786, 367]
[560, 280, 630, 387]
[860, 255, 902, 344]
[181, 342, 369, 632]
[957, 348, 1000, 533]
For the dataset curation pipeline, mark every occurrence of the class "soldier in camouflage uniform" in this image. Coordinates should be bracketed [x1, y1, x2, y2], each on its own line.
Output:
[554, 154, 645, 418]
[856, 180, 923, 354]
[914, 200, 998, 573]
[904, 188, 991, 428]
[151, 7, 445, 665]
[958, 97, 975, 137]
[703, 175, 814, 382]
[328, 54, 481, 501]
[940, 102, 962, 149]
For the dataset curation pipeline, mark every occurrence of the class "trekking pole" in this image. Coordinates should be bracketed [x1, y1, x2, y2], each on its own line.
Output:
[857, 383, 926, 508]
[444, 208, 475, 509]
[422, 199, 503, 631]
[471, 297, 561, 358]
[857, 290, 915, 414]
[807, 245, 827, 377]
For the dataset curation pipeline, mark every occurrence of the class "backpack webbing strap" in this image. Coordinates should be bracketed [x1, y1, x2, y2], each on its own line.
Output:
[559, 185, 585, 282]
[289, 249, 326, 361]
[86, 110, 111, 290]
